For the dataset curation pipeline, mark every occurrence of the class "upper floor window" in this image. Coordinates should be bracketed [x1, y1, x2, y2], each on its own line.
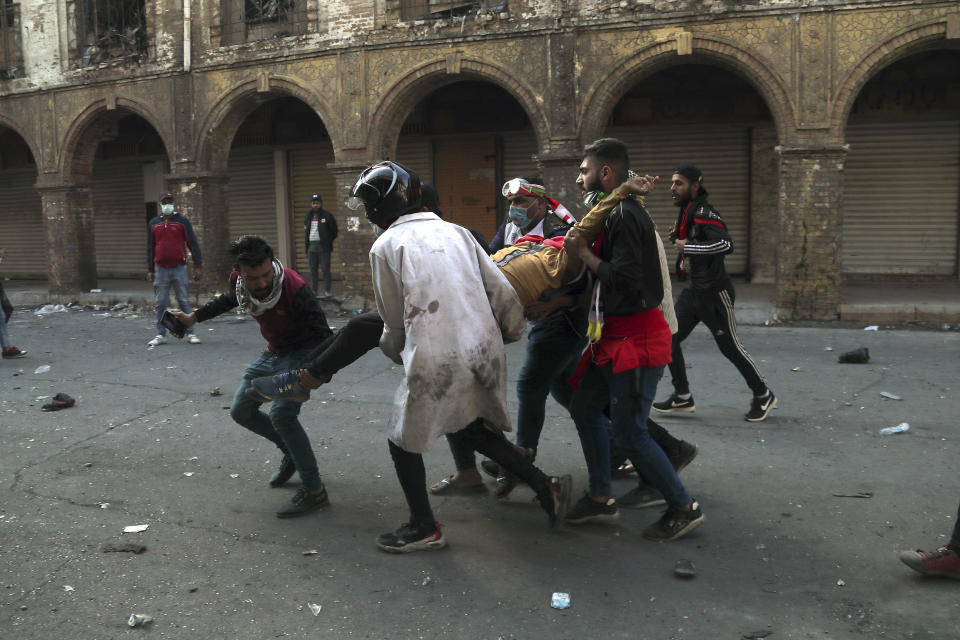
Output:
[0, 1, 22, 79]
[70, 0, 148, 67]
[401, 0, 506, 21]
[220, 0, 307, 45]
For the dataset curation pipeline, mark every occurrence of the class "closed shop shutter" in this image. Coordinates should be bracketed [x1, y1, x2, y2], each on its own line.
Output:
[0, 166, 44, 278]
[227, 149, 277, 248]
[93, 158, 150, 278]
[606, 125, 751, 275]
[289, 144, 336, 275]
[433, 134, 498, 241]
[503, 130, 539, 183]
[843, 120, 959, 275]
[395, 137, 433, 185]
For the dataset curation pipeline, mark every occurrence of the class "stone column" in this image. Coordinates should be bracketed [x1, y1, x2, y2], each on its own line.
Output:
[35, 177, 97, 298]
[537, 148, 584, 217]
[163, 172, 230, 296]
[328, 161, 377, 305]
[775, 144, 847, 320]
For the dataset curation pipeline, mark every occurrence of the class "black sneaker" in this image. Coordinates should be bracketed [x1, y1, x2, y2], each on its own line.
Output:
[618, 483, 666, 509]
[377, 522, 447, 553]
[745, 390, 777, 422]
[276, 486, 329, 518]
[247, 370, 310, 403]
[669, 441, 699, 473]
[642, 500, 704, 542]
[269, 455, 296, 487]
[653, 394, 695, 414]
[565, 494, 620, 524]
[537, 475, 572, 527]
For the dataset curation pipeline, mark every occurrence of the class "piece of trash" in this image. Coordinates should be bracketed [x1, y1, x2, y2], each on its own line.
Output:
[229, 473, 239, 478]
[674, 559, 696, 578]
[123, 524, 149, 533]
[42, 392, 76, 412]
[743, 632, 772, 639]
[63, 585, 74, 592]
[832, 492, 873, 499]
[863, 325, 879, 331]
[99, 503, 109, 509]
[550, 592, 570, 609]
[879, 422, 910, 435]
[837, 347, 869, 364]
[102, 542, 147, 554]
[127, 614, 153, 628]
[209, 387, 222, 396]
[836, 578, 846, 586]
[90, 288, 102, 293]
[791, 367, 801, 372]
[33, 365, 51, 374]
[421, 576, 432, 586]
[34, 304, 69, 315]
[308, 603, 321, 616]
[879, 391, 901, 401]
[824, 346, 833, 351]
[183, 472, 194, 477]
[302, 549, 319, 555]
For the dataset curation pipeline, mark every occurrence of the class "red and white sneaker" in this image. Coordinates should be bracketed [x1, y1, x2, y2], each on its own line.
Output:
[2, 346, 27, 359]
[377, 522, 446, 553]
[899, 546, 960, 580]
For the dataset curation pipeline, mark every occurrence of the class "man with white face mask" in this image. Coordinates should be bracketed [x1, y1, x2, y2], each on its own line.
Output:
[146, 190, 202, 346]
[489, 177, 575, 252]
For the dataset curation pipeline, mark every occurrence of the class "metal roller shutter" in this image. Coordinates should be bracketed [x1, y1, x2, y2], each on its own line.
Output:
[289, 144, 336, 275]
[93, 158, 149, 278]
[606, 125, 751, 275]
[0, 166, 44, 278]
[395, 137, 433, 186]
[226, 149, 277, 248]
[503, 130, 539, 183]
[843, 120, 960, 275]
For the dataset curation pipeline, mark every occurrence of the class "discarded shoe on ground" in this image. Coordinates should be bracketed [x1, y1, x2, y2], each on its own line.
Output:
[838, 347, 869, 364]
[42, 392, 76, 412]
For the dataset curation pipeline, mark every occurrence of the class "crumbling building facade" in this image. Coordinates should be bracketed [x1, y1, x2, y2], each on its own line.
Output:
[0, 0, 957, 319]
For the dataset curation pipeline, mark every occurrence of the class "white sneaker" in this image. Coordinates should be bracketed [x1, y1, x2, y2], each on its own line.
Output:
[188, 334, 201, 344]
[147, 335, 167, 347]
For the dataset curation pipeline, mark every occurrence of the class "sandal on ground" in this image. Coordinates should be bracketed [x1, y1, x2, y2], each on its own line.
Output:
[429, 475, 488, 496]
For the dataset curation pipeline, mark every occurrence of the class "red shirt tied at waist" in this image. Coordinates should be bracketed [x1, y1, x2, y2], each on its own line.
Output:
[569, 309, 672, 389]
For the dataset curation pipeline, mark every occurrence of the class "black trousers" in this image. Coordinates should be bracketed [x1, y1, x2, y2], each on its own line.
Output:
[953, 501, 960, 549]
[393, 419, 550, 527]
[301, 311, 384, 379]
[668, 282, 767, 397]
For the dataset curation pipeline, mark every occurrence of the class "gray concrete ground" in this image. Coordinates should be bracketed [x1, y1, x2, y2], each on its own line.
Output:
[0, 303, 958, 639]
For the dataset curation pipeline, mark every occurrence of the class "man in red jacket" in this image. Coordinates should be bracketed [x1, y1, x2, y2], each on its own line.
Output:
[147, 191, 203, 346]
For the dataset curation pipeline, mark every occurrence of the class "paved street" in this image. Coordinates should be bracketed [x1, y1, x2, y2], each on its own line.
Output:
[1, 305, 957, 639]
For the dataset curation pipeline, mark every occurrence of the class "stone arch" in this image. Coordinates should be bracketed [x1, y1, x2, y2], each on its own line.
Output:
[579, 36, 794, 146]
[194, 75, 339, 173]
[368, 58, 550, 159]
[59, 97, 173, 183]
[831, 19, 953, 132]
[0, 113, 41, 167]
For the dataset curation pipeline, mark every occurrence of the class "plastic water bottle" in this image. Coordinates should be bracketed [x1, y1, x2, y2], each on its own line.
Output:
[879, 422, 910, 435]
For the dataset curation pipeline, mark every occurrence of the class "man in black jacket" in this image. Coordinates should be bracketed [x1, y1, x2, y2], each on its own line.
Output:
[304, 194, 338, 297]
[653, 163, 776, 422]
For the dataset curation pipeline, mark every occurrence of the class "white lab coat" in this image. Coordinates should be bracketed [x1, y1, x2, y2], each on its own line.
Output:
[370, 212, 526, 453]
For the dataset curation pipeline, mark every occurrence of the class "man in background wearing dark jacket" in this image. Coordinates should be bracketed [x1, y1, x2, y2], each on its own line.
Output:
[147, 190, 202, 347]
[653, 163, 776, 422]
[304, 194, 338, 297]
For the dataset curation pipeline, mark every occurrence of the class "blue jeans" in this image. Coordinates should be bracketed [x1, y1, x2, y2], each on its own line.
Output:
[570, 363, 691, 507]
[516, 315, 587, 454]
[230, 348, 321, 491]
[0, 310, 10, 347]
[153, 265, 194, 336]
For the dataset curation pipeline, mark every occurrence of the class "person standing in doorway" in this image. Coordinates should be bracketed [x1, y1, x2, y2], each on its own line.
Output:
[304, 194, 338, 297]
[0, 248, 27, 359]
[652, 163, 776, 422]
[147, 190, 202, 347]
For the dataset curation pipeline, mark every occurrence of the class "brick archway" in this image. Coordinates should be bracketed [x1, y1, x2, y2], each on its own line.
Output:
[0, 114, 40, 167]
[579, 36, 793, 146]
[830, 19, 953, 132]
[194, 76, 340, 173]
[368, 58, 550, 159]
[59, 98, 173, 183]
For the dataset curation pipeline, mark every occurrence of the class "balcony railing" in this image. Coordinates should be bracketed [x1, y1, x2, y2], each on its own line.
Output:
[219, 0, 308, 46]
[71, 0, 149, 68]
[400, 0, 507, 21]
[0, 2, 23, 79]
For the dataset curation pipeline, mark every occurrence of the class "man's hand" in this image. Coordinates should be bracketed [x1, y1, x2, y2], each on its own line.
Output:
[674, 238, 687, 252]
[626, 174, 658, 196]
[563, 228, 590, 258]
[146, 270, 154, 282]
[193, 267, 202, 282]
[171, 310, 197, 328]
[298, 369, 332, 390]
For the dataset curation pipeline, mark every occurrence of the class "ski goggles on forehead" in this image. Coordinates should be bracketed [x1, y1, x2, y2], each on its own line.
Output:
[502, 178, 547, 200]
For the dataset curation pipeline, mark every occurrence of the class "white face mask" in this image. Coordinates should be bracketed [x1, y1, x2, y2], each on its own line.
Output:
[161, 203, 174, 215]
